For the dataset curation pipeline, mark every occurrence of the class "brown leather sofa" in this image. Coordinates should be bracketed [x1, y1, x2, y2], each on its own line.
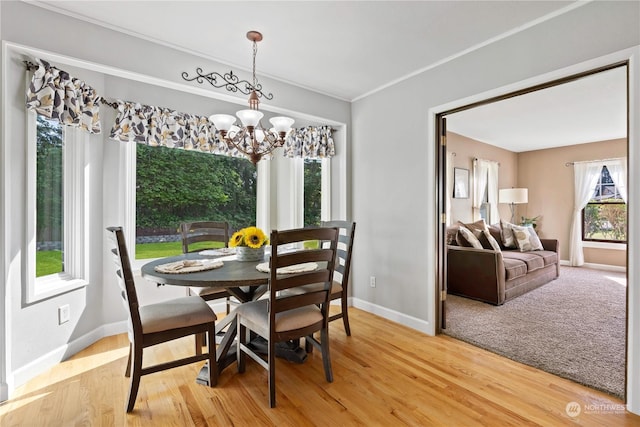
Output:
[447, 224, 560, 305]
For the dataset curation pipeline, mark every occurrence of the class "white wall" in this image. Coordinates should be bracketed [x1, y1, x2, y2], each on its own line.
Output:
[350, 0, 640, 412]
[0, 0, 350, 397]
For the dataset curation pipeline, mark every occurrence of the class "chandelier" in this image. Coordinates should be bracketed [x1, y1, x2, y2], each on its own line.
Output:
[208, 31, 294, 165]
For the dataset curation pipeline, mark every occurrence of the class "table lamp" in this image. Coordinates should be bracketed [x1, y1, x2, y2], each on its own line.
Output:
[499, 188, 528, 223]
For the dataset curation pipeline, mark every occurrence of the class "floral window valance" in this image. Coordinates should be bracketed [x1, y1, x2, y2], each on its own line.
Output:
[283, 126, 335, 159]
[109, 101, 248, 158]
[24, 59, 335, 162]
[26, 59, 102, 134]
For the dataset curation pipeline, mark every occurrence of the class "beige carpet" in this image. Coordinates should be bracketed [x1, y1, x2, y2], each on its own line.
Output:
[444, 266, 626, 399]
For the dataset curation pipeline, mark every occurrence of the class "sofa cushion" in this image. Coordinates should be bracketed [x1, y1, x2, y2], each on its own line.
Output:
[511, 224, 544, 251]
[535, 250, 558, 267]
[503, 258, 527, 281]
[446, 224, 460, 245]
[488, 224, 505, 249]
[457, 226, 483, 249]
[479, 229, 502, 252]
[458, 219, 487, 234]
[503, 251, 545, 273]
[499, 220, 518, 249]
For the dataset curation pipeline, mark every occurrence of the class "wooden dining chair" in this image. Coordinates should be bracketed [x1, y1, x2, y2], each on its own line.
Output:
[235, 226, 339, 408]
[321, 220, 356, 336]
[289, 220, 356, 336]
[181, 221, 233, 314]
[106, 226, 217, 413]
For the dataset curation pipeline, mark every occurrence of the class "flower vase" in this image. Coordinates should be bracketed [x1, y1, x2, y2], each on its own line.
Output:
[236, 246, 265, 262]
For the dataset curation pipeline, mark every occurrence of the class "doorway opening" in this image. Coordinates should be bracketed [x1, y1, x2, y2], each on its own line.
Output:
[435, 62, 629, 400]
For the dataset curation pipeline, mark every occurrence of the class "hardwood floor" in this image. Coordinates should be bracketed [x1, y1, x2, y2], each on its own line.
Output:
[1, 308, 637, 426]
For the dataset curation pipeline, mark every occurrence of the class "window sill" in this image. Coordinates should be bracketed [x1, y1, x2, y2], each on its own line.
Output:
[582, 241, 627, 251]
[27, 275, 88, 303]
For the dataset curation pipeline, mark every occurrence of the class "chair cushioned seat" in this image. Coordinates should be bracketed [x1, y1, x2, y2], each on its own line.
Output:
[140, 296, 216, 334]
[235, 299, 322, 333]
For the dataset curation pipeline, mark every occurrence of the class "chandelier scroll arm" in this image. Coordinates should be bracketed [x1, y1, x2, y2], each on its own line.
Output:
[182, 68, 273, 99]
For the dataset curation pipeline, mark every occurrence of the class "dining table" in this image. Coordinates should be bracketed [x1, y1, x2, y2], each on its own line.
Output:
[140, 250, 307, 385]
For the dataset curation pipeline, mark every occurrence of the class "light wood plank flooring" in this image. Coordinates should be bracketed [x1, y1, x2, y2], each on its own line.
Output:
[1, 308, 637, 426]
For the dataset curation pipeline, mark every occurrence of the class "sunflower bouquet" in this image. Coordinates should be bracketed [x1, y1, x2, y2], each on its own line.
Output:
[229, 226, 269, 249]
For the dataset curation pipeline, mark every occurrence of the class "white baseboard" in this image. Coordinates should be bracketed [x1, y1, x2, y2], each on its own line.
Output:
[351, 297, 433, 336]
[9, 320, 128, 393]
[560, 259, 627, 273]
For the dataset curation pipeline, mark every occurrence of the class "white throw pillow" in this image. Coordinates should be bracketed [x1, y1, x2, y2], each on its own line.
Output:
[511, 224, 544, 251]
[499, 219, 518, 249]
[483, 230, 502, 252]
[458, 226, 483, 249]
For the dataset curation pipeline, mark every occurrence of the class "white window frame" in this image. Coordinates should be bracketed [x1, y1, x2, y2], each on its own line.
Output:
[25, 111, 88, 303]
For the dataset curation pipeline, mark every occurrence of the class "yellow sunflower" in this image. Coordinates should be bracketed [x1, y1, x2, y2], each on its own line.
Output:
[229, 231, 244, 248]
[243, 226, 267, 248]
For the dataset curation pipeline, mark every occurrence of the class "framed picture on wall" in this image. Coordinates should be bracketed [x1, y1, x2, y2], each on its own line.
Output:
[453, 167, 469, 199]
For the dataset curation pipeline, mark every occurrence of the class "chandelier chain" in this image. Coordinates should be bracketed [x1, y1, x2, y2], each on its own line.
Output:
[252, 40, 258, 91]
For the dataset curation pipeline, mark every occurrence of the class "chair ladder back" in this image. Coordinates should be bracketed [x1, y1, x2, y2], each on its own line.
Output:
[268, 227, 339, 317]
[321, 220, 356, 291]
[106, 227, 143, 334]
[180, 221, 230, 253]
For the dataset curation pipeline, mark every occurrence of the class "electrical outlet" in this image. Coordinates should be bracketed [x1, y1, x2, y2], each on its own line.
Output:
[58, 305, 70, 324]
[370, 276, 376, 288]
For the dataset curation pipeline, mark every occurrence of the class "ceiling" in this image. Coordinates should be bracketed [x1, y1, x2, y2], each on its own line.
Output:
[33, 0, 575, 101]
[29, 1, 626, 149]
[446, 66, 628, 152]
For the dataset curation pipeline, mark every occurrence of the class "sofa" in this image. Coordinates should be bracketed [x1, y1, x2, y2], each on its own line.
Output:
[447, 222, 559, 305]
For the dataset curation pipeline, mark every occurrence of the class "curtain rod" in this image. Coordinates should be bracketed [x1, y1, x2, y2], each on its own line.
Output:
[564, 157, 624, 167]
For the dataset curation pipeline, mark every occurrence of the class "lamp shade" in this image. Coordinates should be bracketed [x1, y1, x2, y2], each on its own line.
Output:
[209, 114, 236, 131]
[499, 188, 528, 204]
[269, 116, 295, 133]
[236, 109, 264, 127]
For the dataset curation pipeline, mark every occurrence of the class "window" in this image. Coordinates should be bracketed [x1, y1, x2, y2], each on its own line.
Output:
[582, 165, 627, 243]
[36, 116, 64, 277]
[27, 113, 88, 302]
[304, 159, 322, 227]
[479, 182, 490, 223]
[135, 144, 257, 259]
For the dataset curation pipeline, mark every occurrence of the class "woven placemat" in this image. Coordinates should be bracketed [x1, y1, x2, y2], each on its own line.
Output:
[256, 262, 317, 274]
[199, 248, 236, 256]
[155, 259, 223, 274]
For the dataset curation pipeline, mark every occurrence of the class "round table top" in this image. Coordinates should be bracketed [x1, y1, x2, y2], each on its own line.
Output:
[140, 252, 269, 288]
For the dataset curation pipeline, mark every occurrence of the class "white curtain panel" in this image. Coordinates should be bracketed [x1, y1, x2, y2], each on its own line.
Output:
[605, 158, 628, 202]
[487, 161, 500, 224]
[473, 159, 489, 221]
[569, 161, 605, 266]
